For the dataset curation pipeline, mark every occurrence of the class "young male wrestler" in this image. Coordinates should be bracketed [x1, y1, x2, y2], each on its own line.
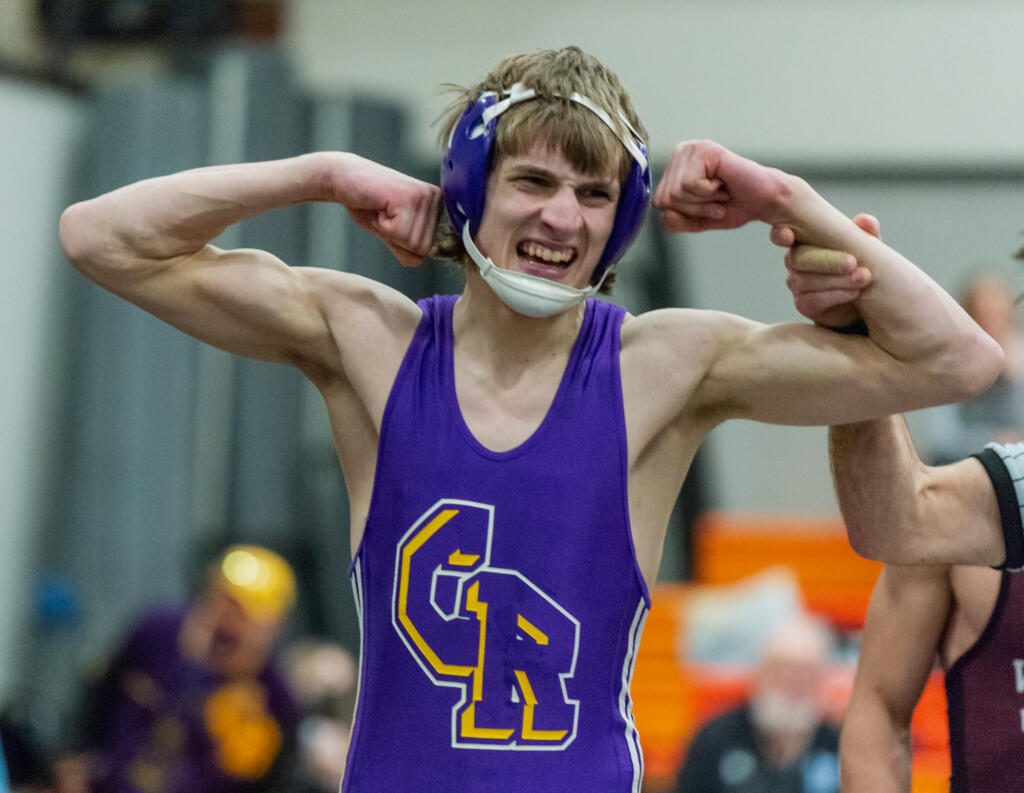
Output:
[781, 218, 1024, 791]
[59, 46, 1002, 793]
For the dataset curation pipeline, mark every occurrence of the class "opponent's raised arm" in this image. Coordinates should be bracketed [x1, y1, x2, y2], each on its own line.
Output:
[59, 152, 440, 368]
[652, 141, 1003, 425]
[840, 564, 952, 793]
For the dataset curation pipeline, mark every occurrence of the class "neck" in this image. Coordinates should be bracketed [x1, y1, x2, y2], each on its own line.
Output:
[454, 271, 586, 366]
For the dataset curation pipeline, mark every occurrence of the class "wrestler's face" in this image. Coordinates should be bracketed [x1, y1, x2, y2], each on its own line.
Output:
[474, 140, 619, 290]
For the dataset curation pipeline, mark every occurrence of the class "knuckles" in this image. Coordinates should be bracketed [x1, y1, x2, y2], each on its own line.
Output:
[672, 138, 718, 157]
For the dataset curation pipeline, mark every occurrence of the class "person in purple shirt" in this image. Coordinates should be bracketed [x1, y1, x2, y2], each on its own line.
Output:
[58, 45, 1001, 792]
[65, 546, 300, 793]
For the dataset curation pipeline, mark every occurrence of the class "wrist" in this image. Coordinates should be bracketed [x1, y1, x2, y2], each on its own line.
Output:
[765, 172, 808, 226]
[773, 175, 843, 243]
[303, 151, 356, 203]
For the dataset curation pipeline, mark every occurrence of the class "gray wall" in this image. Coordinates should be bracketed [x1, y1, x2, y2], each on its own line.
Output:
[285, 0, 1024, 165]
[0, 76, 85, 702]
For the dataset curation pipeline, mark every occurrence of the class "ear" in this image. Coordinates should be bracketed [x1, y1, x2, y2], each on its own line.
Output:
[593, 140, 651, 283]
[441, 93, 498, 238]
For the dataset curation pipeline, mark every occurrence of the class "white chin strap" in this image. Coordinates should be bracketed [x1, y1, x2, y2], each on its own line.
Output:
[462, 224, 611, 318]
[471, 82, 648, 174]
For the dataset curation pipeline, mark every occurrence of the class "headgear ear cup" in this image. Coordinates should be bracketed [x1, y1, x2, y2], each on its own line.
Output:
[441, 87, 650, 286]
[593, 140, 651, 283]
[441, 93, 498, 239]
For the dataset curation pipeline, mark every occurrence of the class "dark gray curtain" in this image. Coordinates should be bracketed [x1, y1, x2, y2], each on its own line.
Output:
[26, 78, 209, 740]
[19, 47, 413, 742]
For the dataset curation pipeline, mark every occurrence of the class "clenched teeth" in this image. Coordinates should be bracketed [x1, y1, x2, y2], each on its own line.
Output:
[519, 241, 575, 265]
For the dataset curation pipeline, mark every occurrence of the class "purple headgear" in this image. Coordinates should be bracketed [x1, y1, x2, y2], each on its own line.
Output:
[441, 82, 651, 286]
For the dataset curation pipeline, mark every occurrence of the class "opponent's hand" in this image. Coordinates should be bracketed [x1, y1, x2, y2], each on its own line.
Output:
[771, 213, 880, 327]
[653, 139, 793, 233]
[328, 154, 442, 267]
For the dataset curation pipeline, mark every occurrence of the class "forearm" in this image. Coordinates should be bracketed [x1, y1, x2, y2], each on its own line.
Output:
[840, 564, 951, 793]
[60, 152, 342, 270]
[782, 179, 1002, 399]
[840, 705, 912, 793]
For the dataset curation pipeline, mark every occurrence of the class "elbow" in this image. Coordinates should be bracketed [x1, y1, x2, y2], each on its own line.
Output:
[59, 200, 133, 286]
[845, 522, 887, 562]
[59, 201, 101, 272]
[844, 509, 925, 565]
[846, 520, 937, 566]
[955, 331, 1005, 399]
[969, 333, 1006, 394]
[926, 331, 1005, 405]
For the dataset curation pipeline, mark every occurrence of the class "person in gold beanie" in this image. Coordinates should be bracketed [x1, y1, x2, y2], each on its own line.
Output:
[60, 545, 301, 793]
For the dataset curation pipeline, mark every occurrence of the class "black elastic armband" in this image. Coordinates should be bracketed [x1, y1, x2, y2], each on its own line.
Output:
[829, 319, 869, 336]
[972, 448, 1024, 571]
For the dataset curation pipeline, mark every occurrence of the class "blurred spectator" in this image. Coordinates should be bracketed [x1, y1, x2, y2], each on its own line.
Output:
[282, 640, 357, 793]
[929, 272, 1024, 463]
[59, 545, 301, 793]
[673, 614, 839, 793]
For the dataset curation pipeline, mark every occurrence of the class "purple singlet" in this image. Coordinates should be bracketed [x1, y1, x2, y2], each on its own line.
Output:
[343, 295, 651, 792]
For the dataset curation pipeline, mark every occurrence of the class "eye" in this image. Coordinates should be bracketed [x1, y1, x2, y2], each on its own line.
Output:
[516, 175, 549, 189]
[580, 187, 614, 205]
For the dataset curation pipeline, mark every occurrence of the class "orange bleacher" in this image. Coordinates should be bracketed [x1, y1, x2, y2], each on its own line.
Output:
[694, 511, 884, 629]
[631, 511, 950, 793]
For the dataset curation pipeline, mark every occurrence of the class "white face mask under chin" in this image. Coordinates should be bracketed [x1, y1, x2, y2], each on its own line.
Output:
[462, 224, 611, 318]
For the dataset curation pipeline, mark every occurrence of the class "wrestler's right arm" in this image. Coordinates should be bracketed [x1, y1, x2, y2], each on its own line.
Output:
[59, 152, 440, 375]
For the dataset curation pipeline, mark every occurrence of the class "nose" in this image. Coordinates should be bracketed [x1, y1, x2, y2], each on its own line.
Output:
[539, 185, 583, 235]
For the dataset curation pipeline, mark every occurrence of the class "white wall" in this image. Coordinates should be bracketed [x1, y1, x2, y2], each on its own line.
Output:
[0, 78, 85, 696]
[286, 0, 1024, 164]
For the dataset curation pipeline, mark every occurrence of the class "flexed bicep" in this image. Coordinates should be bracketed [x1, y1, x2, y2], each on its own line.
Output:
[60, 152, 427, 375]
[137, 244, 340, 365]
